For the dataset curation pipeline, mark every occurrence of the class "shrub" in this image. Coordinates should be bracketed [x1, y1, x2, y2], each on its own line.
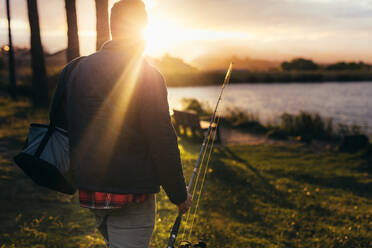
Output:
[337, 123, 362, 136]
[266, 128, 288, 140]
[177, 99, 369, 145]
[181, 98, 211, 116]
[279, 112, 334, 141]
[339, 135, 369, 152]
[224, 107, 267, 133]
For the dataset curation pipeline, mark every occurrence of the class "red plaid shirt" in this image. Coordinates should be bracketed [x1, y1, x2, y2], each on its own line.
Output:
[79, 190, 149, 209]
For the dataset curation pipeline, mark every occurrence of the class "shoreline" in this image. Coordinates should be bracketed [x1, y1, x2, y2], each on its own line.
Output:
[167, 80, 372, 88]
[164, 70, 372, 86]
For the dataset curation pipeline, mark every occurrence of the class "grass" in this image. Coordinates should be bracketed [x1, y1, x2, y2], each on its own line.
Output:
[0, 96, 372, 247]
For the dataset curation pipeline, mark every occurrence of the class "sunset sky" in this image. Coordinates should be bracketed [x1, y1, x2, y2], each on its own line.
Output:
[0, 0, 371, 63]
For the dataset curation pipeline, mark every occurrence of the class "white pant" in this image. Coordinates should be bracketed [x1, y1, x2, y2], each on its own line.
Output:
[91, 194, 156, 248]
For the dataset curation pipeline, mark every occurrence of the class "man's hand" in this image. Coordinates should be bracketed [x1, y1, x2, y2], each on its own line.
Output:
[178, 193, 192, 214]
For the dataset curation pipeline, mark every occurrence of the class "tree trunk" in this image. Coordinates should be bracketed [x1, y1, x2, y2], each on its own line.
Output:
[65, 0, 80, 62]
[95, 0, 110, 50]
[26, 0, 49, 108]
[6, 0, 17, 100]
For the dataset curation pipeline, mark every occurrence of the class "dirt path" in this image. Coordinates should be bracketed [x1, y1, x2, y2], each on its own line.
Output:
[220, 127, 293, 145]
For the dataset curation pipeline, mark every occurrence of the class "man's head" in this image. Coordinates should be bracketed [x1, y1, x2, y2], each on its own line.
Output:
[110, 0, 148, 41]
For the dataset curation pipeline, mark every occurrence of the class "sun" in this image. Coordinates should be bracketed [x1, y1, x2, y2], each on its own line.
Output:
[144, 19, 185, 57]
[144, 18, 254, 58]
[142, 0, 253, 58]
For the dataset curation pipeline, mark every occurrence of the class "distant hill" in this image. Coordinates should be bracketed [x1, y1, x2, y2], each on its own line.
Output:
[147, 54, 198, 74]
[191, 55, 279, 71]
[1, 46, 198, 75]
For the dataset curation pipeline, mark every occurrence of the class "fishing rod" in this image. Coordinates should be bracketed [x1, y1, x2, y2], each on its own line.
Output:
[167, 62, 233, 248]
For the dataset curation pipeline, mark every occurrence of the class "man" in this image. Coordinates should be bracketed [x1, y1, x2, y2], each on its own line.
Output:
[53, 0, 192, 247]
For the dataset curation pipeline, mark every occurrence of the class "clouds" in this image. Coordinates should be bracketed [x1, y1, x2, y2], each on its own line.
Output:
[152, 0, 372, 33]
[0, 0, 371, 62]
[149, 0, 372, 62]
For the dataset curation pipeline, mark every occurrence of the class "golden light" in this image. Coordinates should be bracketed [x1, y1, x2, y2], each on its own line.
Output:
[3, 45, 10, 52]
[75, 48, 145, 173]
[144, 18, 255, 57]
[144, 21, 176, 56]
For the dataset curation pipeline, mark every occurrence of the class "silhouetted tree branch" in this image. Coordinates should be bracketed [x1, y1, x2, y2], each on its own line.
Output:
[26, 0, 48, 107]
[65, 0, 80, 62]
[6, 0, 17, 100]
[95, 0, 110, 50]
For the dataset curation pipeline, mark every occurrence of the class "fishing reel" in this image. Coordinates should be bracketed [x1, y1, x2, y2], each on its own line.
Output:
[178, 241, 207, 248]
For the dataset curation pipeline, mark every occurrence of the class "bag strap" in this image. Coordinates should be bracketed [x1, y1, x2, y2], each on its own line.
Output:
[34, 126, 54, 157]
[34, 57, 84, 158]
[49, 56, 85, 127]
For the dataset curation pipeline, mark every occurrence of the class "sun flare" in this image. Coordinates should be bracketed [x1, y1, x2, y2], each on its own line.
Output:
[144, 19, 185, 56]
[144, 17, 253, 58]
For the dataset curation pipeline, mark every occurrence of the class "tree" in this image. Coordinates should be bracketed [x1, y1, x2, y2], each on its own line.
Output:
[95, 0, 110, 50]
[281, 58, 318, 71]
[65, 0, 80, 61]
[326, 62, 371, 71]
[6, 0, 17, 99]
[26, 0, 49, 107]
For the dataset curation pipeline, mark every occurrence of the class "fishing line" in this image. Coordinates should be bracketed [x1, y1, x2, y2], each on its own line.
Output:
[182, 63, 232, 241]
[167, 63, 232, 248]
[180, 116, 217, 241]
[180, 129, 214, 242]
[181, 102, 223, 240]
[187, 113, 222, 240]
[178, 63, 231, 245]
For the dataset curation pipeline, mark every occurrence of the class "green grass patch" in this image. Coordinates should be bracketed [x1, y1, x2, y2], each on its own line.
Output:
[0, 96, 371, 247]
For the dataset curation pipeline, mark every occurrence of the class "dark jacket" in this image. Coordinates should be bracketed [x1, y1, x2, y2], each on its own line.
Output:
[52, 40, 187, 205]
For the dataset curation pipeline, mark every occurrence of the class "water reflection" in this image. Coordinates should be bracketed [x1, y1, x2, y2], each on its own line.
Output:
[168, 82, 372, 134]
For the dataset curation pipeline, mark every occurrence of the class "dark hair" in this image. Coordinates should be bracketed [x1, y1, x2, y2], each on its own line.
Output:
[110, 0, 148, 39]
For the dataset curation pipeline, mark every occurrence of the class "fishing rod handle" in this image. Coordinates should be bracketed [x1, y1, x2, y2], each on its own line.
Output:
[167, 214, 182, 248]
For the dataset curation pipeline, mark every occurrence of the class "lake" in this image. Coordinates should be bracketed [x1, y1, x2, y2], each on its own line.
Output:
[168, 82, 372, 134]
